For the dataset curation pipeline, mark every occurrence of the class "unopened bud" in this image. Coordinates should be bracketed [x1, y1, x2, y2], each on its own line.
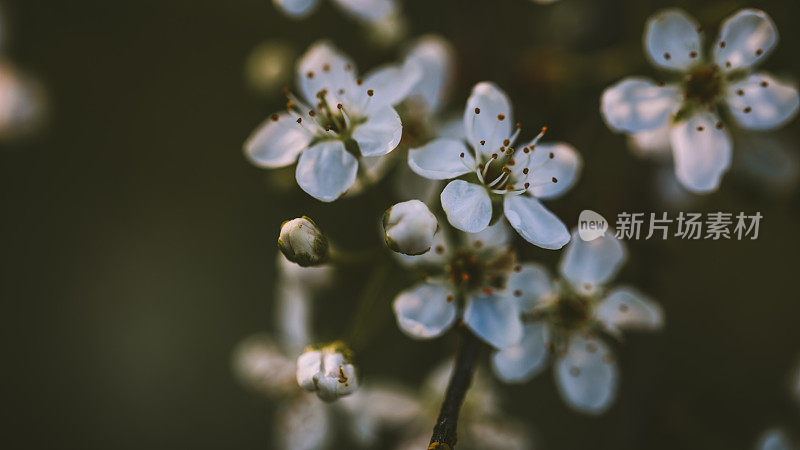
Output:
[278, 217, 329, 267]
[296, 342, 358, 402]
[382, 200, 439, 256]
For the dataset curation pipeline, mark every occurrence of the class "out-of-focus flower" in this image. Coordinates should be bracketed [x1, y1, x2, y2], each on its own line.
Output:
[408, 82, 581, 249]
[756, 429, 794, 450]
[244, 41, 421, 201]
[366, 12, 408, 48]
[0, 62, 45, 140]
[273, 0, 397, 24]
[392, 222, 524, 349]
[297, 342, 358, 401]
[491, 229, 663, 414]
[339, 382, 422, 446]
[244, 41, 296, 96]
[383, 200, 439, 256]
[602, 9, 799, 194]
[278, 217, 329, 267]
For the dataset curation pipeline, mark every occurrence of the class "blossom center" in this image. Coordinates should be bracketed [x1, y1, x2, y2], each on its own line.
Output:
[684, 65, 723, 105]
[551, 288, 593, 331]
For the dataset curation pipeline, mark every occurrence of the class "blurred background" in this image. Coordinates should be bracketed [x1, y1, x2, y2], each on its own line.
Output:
[2, 0, 800, 448]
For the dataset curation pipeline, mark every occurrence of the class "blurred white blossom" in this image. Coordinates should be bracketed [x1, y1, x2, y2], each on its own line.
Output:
[244, 41, 421, 201]
[408, 82, 581, 249]
[602, 8, 799, 194]
[273, 0, 397, 24]
[491, 229, 663, 414]
[392, 222, 525, 349]
[297, 343, 359, 401]
[0, 61, 45, 140]
[245, 41, 296, 96]
[756, 429, 795, 450]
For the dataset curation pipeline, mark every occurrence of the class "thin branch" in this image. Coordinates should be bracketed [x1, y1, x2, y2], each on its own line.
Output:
[428, 327, 483, 450]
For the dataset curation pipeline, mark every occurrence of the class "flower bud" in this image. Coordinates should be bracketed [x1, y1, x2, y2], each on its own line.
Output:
[383, 200, 439, 256]
[278, 217, 329, 267]
[296, 342, 358, 402]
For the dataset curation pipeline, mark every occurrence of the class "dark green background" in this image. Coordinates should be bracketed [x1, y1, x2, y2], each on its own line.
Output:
[2, 0, 799, 448]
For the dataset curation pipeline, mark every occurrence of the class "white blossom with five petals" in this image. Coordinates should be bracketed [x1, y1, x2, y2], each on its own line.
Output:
[408, 82, 581, 249]
[245, 41, 421, 201]
[490, 229, 663, 414]
[601, 8, 799, 194]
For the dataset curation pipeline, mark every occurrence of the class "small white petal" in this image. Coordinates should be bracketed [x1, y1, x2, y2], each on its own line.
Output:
[464, 292, 524, 349]
[503, 195, 570, 250]
[714, 9, 778, 72]
[352, 106, 403, 157]
[725, 73, 799, 130]
[492, 322, 550, 383]
[295, 140, 359, 202]
[644, 9, 703, 71]
[525, 142, 582, 199]
[560, 229, 626, 293]
[441, 179, 492, 233]
[383, 200, 439, 256]
[596, 287, 664, 335]
[244, 113, 311, 168]
[393, 283, 457, 339]
[408, 138, 473, 180]
[465, 221, 513, 251]
[296, 350, 323, 391]
[273, 0, 320, 18]
[506, 263, 553, 312]
[464, 81, 513, 154]
[600, 78, 680, 133]
[628, 123, 673, 160]
[359, 62, 421, 112]
[331, 0, 396, 23]
[297, 41, 357, 105]
[669, 111, 732, 193]
[555, 335, 618, 414]
[278, 396, 331, 450]
[404, 35, 456, 113]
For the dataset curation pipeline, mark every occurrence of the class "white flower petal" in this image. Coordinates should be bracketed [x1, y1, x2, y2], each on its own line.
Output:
[440, 179, 492, 233]
[297, 41, 357, 105]
[628, 123, 673, 160]
[408, 138, 473, 180]
[596, 287, 664, 336]
[278, 396, 331, 450]
[600, 78, 681, 133]
[506, 263, 553, 312]
[359, 62, 421, 112]
[244, 113, 311, 168]
[503, 195, 570, 250]
[352, 106, 402, 157]
[296, 350, 323, 391]
[404, 35, 456, 114]
[555, 335, 618, 414]
[669, 111, 732, 193]
[330, 0, 396, 23]
[464, 81, 513, 154]
[525, 142, 582, 199]
[295, 140, 358, 202]
[273, 0, 320, 18]
[464, 292, 524, 349]
[231, 334, 297, 395]
[491, 322, 550, 383]
[644, 9, 703, 71]
[725, 73, 799, 130]
[392, 283, 457, 339]
[560, 228, 626, 293]
[757, 429, 793, 450]
[465, 221, 513, 251]
[714, 9, 778, 72]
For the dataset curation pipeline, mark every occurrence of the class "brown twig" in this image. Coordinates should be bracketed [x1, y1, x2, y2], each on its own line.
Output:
[428, 327, 482, 450]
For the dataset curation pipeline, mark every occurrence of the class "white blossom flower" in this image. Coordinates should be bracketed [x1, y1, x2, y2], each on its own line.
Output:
[278, 217, 329, 267]
[245, 41, 421, 201]
[297, 343, 358, 402]
[601, 8, 799, 194]
[408, 82, 581, 249]
[272, 0, 397, 24]
[491, 229, 663, 414]
[383, 200, 439, 255]
[756, 429, 794, 450]
[392, 222, 525, 349]
[0, 62, 45, 140]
